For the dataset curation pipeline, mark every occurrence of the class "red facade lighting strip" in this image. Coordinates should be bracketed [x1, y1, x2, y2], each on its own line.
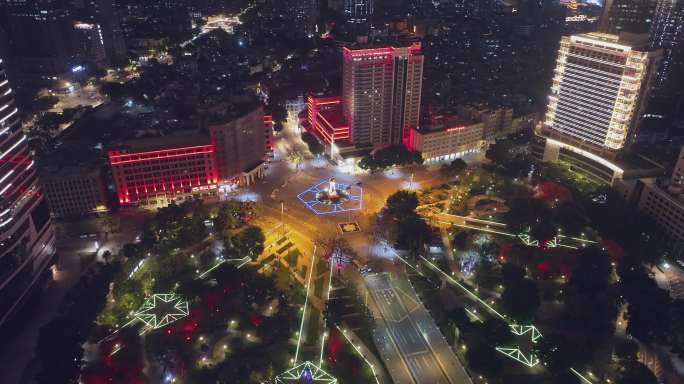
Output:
[109, 145, 214, 165]
[342, 43, 422, 61]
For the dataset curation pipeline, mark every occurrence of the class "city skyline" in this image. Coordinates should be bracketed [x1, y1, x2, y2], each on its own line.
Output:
[0, 1, 682, 384]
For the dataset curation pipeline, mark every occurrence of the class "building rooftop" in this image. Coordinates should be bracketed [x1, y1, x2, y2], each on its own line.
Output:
[112, 130, 210, 152]
[38, 142, 105, 180]
[572, 32, 652, 51]
[204, 96, 262, 125]
[417, 114, 479, 133]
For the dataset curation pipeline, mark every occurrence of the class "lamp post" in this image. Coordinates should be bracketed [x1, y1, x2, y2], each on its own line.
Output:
[281, 201, 285, 237]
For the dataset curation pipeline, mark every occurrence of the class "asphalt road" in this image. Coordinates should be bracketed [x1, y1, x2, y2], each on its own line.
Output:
[366, 272, 472, 384]
[251, 119, 473, 383]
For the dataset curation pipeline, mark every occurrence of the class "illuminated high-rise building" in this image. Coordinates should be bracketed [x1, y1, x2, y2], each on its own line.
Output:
[650, 0, 684, 89]
[539, 33, 661, 184]
[0, 60, 56, 327]
[543, 33, 659, 154]
[344, 0, 373, 22]
[342, 43, 423, 146]
[289, 0, 319, 36]
[78, 0, 128, 63]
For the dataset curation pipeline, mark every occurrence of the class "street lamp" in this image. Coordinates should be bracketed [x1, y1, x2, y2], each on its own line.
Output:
[281, 201, 285, 237]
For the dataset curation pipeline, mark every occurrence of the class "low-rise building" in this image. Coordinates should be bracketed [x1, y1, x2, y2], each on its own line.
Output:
[404, 115, 486, 163]
[109, 131, 218, 207]
[457, 105, 513, 140]
[41, 165, 109, 217]
[632, 146, 684, 241]
[638, 180, 684, 241]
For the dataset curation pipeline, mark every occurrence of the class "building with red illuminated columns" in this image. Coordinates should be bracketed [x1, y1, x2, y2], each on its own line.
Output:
[342, 43, 423, 146]
[109, 133, 218, 207]
[109, 104, 272, 207]
[307, 96, 350, 146]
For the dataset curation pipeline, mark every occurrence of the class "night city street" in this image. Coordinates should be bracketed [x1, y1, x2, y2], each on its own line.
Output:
[1, 0, 684, 384]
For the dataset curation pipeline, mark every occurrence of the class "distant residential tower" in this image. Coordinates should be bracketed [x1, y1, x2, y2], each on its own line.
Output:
[344, 0, 373, 21]
[650, 0, 684, 90]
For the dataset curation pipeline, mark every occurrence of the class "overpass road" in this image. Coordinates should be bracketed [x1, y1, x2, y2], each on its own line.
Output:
[365, 272, 473, 384]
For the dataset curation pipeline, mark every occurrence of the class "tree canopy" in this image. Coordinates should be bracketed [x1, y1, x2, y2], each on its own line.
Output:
[301, 131, 325, 156]
[358, 145, 423, 171]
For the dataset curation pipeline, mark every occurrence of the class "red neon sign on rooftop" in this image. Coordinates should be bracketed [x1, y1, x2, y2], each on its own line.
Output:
[343, 42, 422, 60]
[446, 126, 466, 133]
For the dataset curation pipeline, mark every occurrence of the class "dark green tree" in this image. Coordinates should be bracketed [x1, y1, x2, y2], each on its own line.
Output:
[269, 103, 287, 123]
[504, 198, 555, 241]
[385, 190, 419, 220]
[465, 343, 503, 378]
[617, 261, 671, 344]
[618, 362, 658, 384]
[481, 318, 514, 347]
[324, 297, 346, 326]
[614, 339, 639, 362]
[555, 371, 582, 384]
[440, 158, 467, 179]
[447, 306, 472, 331]
[234, 225, 265, 258]
[501, 263, 526, 286]
[563, 247, 618, 347]
[122, 243, 145, 259]
[301, 132, 325, 156]
[671, 299, 684, 357]
[536, 333, 584, 373]
[501, 278, 540, 323]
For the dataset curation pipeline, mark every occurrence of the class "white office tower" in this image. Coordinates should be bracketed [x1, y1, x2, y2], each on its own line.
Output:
[544, 33, 659, 154]
[539, 33, 661, 185]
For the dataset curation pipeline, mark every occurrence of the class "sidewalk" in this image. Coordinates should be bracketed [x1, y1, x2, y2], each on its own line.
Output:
[337, 324, 391, 384]
[0, 251, 82, 384]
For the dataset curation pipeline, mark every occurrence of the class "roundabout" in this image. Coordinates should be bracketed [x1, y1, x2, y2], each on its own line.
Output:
[297, 178, 363, 215]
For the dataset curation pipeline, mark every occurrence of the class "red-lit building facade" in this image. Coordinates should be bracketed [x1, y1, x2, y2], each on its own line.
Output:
[109, 136, 219, 206]
[209, 106, 270, 184]
[109, 105, 273, 207]
[342, 43, 423, 146]
[307, 96, 350, 145]
[305, 43, 424, 153]
[403, 115, 486, 163]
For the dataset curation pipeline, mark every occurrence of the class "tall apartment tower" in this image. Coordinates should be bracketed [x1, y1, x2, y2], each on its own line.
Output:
[542, 33, 659, 156]
[599, 0, 658, 34]
[650, 0, 684, 89]
[342, 43, 423, 146]
[290, 0, 319, 36]
[80, 0, 127, 63]
[0, 60, 56, 328]
[344, 0, 373, 22]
